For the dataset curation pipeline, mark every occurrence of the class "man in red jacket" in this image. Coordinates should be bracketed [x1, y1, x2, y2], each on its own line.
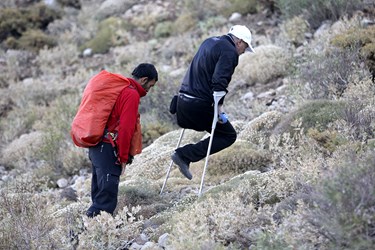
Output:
[86, 63, 158, 218]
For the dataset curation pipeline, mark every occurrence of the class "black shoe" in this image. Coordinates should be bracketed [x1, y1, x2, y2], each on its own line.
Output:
[172, 152, 192, 180]
[86, 210, 99, 218]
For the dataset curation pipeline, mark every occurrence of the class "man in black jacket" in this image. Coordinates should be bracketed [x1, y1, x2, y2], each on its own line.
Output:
[172, 25, 255, 180]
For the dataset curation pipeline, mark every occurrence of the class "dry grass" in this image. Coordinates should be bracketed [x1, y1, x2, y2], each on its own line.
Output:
[0, 1, 374, 249]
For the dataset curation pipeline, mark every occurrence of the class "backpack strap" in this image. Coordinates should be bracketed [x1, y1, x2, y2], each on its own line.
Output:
[103, 130, 121, 165]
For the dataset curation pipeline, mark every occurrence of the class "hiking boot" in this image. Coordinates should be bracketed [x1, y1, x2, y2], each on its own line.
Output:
[172, 152, 192, 180]
[86, 209, 100, 218]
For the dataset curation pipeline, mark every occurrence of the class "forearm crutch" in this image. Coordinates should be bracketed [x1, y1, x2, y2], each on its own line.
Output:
[198, 91, 226, 196]
[160, 128, 185, 195]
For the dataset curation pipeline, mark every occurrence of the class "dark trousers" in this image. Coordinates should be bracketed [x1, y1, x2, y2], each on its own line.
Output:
[175, 94, 237, 163]
[87, 142, 122, 215]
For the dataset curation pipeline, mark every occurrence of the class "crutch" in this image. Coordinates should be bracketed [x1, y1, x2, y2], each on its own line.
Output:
[160, 128, 185, 195]
[198, 91, 226, 196]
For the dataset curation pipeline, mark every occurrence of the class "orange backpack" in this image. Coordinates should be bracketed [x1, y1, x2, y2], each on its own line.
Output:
[71, 70, 131, 148]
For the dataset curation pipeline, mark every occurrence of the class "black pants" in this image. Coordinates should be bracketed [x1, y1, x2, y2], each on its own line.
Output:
[175, 94, 237, 163]
[87, 142, 122, 215]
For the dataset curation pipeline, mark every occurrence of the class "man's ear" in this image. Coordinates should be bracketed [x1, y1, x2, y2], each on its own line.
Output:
[139, 77, 149, 85]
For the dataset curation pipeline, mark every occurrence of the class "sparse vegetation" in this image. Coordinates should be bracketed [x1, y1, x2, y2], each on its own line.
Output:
[0, 0, 374, 249]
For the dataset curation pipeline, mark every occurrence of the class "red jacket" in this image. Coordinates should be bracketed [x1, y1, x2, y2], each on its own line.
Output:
[106, 78, 146, 163]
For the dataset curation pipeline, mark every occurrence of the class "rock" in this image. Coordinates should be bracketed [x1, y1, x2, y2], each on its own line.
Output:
[57, 178, 68, 188]
[83, 48, 93, 57]
[229, 12, 242, 22]
[60, 187, 78, 201]
[135, 233, 149, 245]
[129, 242, 143, 250]
[140, 242, 161, 250]
[158, 233, 169, 248]
[241, 91, 255, 101]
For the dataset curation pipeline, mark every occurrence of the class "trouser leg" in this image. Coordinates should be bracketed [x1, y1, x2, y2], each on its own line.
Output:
[87, 142, 122, 216]
[176, 95, 237, 163]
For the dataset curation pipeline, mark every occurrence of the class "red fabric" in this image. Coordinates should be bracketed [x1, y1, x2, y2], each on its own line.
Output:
[71, 70, 130, 147]
[106, 78, 146, 163]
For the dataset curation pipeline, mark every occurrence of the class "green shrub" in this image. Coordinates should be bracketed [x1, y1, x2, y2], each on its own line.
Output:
[0, 3, 60, 51]
[56, 0, 81, 9]
[208, 140, 271, 178]
[154, 21, 174, 38]
[9, 29, 57, 51]
[0, 8, 29, 41]
[274, 100, 345, 134]
[81, 17, 128, 54]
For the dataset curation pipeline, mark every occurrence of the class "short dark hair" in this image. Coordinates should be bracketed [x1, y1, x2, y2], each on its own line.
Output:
[131, 63, 158, 82]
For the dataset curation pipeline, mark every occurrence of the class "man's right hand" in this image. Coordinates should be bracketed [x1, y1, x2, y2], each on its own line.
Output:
[127, 155, 134, 165]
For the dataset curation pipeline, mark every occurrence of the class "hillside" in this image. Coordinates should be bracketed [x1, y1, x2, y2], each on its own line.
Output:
[0, 0, 375, 249]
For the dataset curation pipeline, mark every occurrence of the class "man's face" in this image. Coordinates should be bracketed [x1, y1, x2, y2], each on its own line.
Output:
[139, 77, 157, 92]
[235, 39, 249, 55]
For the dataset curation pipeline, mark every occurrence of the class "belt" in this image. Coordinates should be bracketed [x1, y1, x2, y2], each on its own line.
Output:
[179, 93, 196, 99]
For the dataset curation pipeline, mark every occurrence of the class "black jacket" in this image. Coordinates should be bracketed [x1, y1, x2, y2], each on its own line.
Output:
[179, 35, 238, 104]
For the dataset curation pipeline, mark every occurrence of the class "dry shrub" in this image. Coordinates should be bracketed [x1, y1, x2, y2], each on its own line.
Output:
[166, 169, 297, 249]
[298, 46, 367, 99]
[280, 15, 309, 46]
[78, 206, 143, 249]
[276, 0, 366, 29]
[156, 33, 199, 65]
[307, 128, 346, 154]
[4, 49, 36, 81]
[331, 25, 375, 80]
[208, 140, 270, 178]
[233, 45, 292, 86]
[36, 43, 80, 77]
[0, 179, 66, 249]
[306, 149, 375, 249]
[32, 93, 85, 176]
[172, 13, 197, 34]
[96, 0, 137, 21]
[260, 147, 375, 249]
[338, 75, 375, 142]
[1, 131, 45, 170]
[0, 105, 43, 144]
[112, 42, 154, 67]
[239, 110, 282, 147]
[125, 129, 206, 181]
[126, 2, 172, 30]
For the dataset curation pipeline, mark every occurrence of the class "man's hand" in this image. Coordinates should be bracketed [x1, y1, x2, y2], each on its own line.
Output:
[218, 112, 228, 124]
[127, 155, 134, 165]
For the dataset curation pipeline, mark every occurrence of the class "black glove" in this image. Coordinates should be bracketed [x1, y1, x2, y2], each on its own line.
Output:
[126, 155, 134, 165]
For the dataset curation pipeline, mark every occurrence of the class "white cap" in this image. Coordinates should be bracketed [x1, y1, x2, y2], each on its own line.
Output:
[228, 25, 255, 52]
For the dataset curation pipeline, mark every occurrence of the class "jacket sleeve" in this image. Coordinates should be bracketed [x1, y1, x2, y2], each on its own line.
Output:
[115, 89, 140, 163]
[212, 50, 238, 91]
[212, 50, 238, 104]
